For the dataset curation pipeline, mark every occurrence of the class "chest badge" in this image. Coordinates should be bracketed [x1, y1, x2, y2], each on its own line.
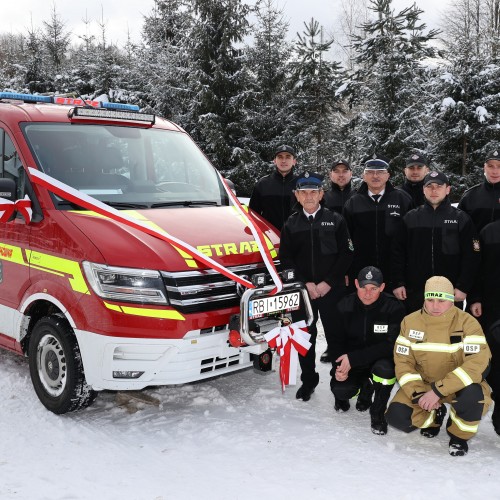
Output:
[409, 329, 425, 341]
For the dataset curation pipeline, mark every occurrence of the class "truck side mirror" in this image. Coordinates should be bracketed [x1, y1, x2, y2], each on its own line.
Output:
[0, 178, 16, 201]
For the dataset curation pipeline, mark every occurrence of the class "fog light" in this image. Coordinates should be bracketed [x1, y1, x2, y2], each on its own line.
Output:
[113, 371, 145, 379]
[251, 273, 266, 287]
[281, 269, 295, 282]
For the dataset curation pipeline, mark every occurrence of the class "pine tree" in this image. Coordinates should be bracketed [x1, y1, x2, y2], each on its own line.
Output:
[42, 4, 71, 92]
[345, 0, 438, 173]
[243, 0, 294, 189]
[429, 0, 500, 181]
[133, 0, 193, 119]
[184, 0, 253, 188]
[288, 18, 346, 167]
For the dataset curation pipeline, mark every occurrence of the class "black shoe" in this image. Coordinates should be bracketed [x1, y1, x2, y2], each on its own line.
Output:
[320, 349, 331, 363]
[449, 436, 468, 456]
[355, 379, 374, 412]
[371, 415, 388, 435]
[296, 385, 315, 402]
[421, 405, 447, 438]
[334, 398, 350, 412]
[492, 403, 500, 436]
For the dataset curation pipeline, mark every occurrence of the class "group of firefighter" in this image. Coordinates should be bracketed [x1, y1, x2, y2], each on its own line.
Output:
[248, 144, 500, 457]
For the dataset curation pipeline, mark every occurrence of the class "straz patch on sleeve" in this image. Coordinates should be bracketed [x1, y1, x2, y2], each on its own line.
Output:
[408, 329, 425, 341]
[374, 324, 388, 333]
[396, 345, 410, 356]
[464, 344, 481, 354]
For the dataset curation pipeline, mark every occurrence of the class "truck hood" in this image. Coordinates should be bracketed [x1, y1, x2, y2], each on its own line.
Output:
[62, 206, 279, 271]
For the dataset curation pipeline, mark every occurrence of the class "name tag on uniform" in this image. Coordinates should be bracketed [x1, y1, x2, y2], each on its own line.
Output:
[464, 344, 480, 354]
[374, 324, 388, 333]
[396, 345, 410, 356]
[409, 329, 424, 341]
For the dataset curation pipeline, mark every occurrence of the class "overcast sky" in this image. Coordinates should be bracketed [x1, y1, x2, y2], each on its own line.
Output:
[4, 0, 444, 47]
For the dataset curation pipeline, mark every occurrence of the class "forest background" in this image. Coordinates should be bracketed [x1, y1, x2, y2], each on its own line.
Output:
[1, 0, 499, 198]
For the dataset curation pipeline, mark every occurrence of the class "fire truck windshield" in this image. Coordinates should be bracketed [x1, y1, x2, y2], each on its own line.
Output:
[23, 123, 229, 208]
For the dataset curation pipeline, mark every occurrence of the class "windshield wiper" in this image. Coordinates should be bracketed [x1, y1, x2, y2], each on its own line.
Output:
[150, 200, 220, 208]
[101, 201, 149, 209]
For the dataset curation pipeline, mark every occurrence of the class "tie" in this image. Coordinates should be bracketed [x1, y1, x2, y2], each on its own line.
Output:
[308, 215, 314, 223]
[372, 194, 381, 204]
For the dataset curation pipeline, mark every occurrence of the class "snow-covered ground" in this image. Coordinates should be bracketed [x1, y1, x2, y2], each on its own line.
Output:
[1, 329, 498, 500]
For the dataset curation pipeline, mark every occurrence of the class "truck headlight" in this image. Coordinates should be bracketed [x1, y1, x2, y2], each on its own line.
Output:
[83, 262, 168, 304]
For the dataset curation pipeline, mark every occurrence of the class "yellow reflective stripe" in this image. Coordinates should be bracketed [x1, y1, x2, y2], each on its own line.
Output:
[396, 335, 411, 346]
[450, 407, 478, 433]
[452, 367, 473, 387]
[411, 342, 462, 353]
[0, 243, 29, 266]
[26, 250, 90, 294]
[372, 374, 396, 385]
[464, 336, 486, 345]
[399, 373, 422, 386]
[421, 409, 436, 429]
[103, 302, 185, 320]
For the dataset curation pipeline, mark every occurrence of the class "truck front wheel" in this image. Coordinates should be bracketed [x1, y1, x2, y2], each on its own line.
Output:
[28, 316, 96, 414]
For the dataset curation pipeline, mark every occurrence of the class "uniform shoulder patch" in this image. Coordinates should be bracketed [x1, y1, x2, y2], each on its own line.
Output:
[396, 345, 410, 356]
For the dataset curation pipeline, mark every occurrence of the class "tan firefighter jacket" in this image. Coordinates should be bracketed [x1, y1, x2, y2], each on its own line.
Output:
[394, 306, 491, 402]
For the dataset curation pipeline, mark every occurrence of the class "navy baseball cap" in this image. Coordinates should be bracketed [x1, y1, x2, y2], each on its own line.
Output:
[423, 171, 449, 187]
[295, 171, 324, 190]
[485, 149, 500, 162]
[331, 159, 351, 171]
[274, 145, 296, 157]
[357, 266, 384, 287]
[405, 153, 428, 167]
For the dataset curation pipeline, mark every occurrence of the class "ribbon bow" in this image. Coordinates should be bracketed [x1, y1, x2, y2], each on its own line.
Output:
[0, 196, 32, 223]
[264, 321, 311, 392]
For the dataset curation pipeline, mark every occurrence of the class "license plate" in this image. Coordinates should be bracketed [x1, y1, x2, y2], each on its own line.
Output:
[248, 292, 300, 319]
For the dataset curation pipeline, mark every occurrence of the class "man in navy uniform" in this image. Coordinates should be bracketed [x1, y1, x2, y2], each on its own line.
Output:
[321, 158, 356, 363]
[458, 148, 500, 232]
[399, 153, 429, 207]
[279, 171, 353, 401]
[343, 155, 413, 289]
[249, 145, 298, 231]
[329, 266, 405, 435]
[392, 171, 480, 313]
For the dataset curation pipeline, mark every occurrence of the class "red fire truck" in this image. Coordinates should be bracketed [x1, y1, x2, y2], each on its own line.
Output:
[0, 92, 312, 413]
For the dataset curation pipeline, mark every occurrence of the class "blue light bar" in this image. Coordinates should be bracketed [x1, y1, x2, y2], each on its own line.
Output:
[101, 102, 140, 112]
[0, 92, 52, 103]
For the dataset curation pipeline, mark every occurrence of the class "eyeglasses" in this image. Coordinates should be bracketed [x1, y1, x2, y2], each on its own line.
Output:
[364, 170, 388, 176]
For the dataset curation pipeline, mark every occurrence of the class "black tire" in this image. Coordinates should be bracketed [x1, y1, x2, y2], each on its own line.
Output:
[28, 315, 97, 414]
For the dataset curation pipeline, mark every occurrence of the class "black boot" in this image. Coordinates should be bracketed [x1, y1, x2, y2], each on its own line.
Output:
[356, 378, 374, 412]
[370, 384, 393, 435]
[492, 402, 500, 436]
[296, 385, 315, 401]
[449, 435, 469, 456]
[421, 404, 447, 438]
[334, 398, 350, 412]
[320, 349, 331, 363]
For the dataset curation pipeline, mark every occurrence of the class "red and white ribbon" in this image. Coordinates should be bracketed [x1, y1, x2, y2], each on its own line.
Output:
[264, 321, 311, 391]
[0, 195, 32, 223]
[218, 173, 283, 294]
[28, 168, 282, 291]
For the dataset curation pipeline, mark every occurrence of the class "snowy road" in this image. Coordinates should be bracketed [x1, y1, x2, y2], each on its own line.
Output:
[0, 331, 498, 500]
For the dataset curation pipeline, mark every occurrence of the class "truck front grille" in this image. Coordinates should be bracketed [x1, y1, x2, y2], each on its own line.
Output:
[161, 263, 270, 314]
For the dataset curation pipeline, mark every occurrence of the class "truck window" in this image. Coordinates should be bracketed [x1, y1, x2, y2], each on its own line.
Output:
[0, 128, 26, 200]
[23, 124, 229, 208]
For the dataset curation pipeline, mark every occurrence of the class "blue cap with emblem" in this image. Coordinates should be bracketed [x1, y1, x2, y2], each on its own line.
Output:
[295, 171, 324, 190]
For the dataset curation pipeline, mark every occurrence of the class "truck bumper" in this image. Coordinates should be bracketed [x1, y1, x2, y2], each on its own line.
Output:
[75, 328, 266, 391]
